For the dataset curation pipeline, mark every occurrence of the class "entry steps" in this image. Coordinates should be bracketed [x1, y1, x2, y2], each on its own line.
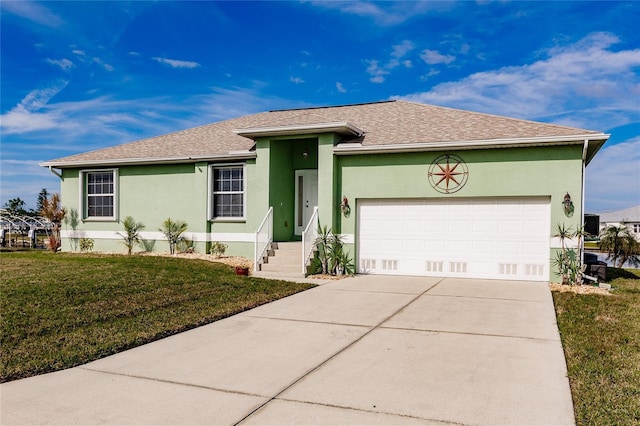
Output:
[254, 241, 305, 278]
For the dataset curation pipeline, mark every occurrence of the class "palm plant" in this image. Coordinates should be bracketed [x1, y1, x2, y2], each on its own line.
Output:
[118, 216, 145, 255]
[160, 218, 188, 255]
[599, 225, 640, 268]
[552, 223, 582, 285]
[315, 225, 335, 274]
[40, 193, 67, 252]
[313, 225, 353, 276]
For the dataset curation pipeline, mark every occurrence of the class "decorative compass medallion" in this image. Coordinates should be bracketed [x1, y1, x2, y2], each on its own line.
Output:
[428, 154, 469, 194]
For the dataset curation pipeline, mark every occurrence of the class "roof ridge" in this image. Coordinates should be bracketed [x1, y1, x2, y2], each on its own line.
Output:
[391, 99, 602, 134]
[269, 100, 395, 113]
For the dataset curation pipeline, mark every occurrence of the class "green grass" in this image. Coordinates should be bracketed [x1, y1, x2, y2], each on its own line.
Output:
[0, 251, 314, 383]
[552, 268, 640, 425]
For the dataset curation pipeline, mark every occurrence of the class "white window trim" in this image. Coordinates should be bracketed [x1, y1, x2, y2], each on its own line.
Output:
[79, 169, 119, 221]
[208, 163, 246, 222]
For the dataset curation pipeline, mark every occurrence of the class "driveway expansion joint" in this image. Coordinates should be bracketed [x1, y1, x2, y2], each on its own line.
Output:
[240, 314, 372, 329]
[378, 325, 561, 342]
[274, 396, 468, 425]
[78, 366, 267, 399]
[234, 278, 446, 425]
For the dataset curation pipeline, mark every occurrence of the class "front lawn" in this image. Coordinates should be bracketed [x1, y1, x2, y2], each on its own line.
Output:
[0, 251, 314, 383]
[553, 268, 640, 425]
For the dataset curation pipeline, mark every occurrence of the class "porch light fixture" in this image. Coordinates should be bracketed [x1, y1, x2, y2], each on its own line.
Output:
[302, 149, 309, 160]
[562, 192, 574, 217]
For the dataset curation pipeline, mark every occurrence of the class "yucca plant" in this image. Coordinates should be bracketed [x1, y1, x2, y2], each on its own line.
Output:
[118, 216, 145, 255]
[160, 218, 188, 255]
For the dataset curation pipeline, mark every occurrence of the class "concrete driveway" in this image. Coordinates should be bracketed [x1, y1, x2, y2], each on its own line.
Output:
[1, 276, 574, 425]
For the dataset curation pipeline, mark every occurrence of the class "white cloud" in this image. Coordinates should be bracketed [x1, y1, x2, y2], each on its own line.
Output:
[586, 137, 640, 212]
[308, 1, 454, 26]
[152, 57, 201, 69]
[420, 49, 455, 65]
[92, 57, 114, 72]
[336, 82, 347, 93]
[365, 60, 389, 83]
[391, 40, 415, 59]
[290, 76, 305, 84]
[1, 1, 64, 28]
[365, 40, 415, 83]
[72, 50, 86, 56]
[398, 32, 640, 131]
[46, 58, 74, 71]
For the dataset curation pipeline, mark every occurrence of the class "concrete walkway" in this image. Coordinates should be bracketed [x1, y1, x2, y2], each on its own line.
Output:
[1, 276, 575, 425]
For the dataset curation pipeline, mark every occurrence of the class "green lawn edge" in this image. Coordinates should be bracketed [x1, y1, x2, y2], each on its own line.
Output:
[0, 251, 315, 383]
[552, 268, 640, 425]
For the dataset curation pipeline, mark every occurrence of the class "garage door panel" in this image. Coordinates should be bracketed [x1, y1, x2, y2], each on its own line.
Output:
[357, 197, 550, 281]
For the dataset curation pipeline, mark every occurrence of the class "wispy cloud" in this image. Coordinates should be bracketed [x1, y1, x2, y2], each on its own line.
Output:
[0, 1, 65, 28]
[586, 136, 640, 212]
[398, 32, 640, 131]
[290, 76, 305, 84]
[92, 57, 114, 72]
[1, 82, 69, 134]
[336, 82, 347, 93]
[365, 40, 415, 83]
[420, 49, 455, 65]
[46, 58, 74, 71]
[309, 1, 454, 26]
[152, 57, 201, 69]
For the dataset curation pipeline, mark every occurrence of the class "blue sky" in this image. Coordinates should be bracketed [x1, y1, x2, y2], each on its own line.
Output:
[1, 1, 639, 213]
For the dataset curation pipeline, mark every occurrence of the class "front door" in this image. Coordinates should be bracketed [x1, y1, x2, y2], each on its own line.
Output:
[294, 169, 318, 235]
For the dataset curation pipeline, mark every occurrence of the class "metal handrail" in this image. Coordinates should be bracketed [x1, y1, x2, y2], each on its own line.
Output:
[301, 206, 319, 274]
[254, 207, 273, 272]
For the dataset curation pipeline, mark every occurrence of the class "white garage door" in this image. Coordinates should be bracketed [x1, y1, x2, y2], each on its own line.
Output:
[357, 197, 550, 281]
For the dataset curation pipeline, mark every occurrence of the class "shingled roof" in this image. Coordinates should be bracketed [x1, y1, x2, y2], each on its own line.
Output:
[42, 100, 608, 168]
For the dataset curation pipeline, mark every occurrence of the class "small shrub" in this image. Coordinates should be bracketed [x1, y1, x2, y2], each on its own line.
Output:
[160, 218, 188, 255]
[209, 241, 227, 258]
[178, 238, 195, 254]
[117, 216, 145, 255]
[79, 238, 94, 253]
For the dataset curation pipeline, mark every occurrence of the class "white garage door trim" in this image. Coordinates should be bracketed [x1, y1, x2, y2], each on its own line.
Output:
[357, 197, 551, 281]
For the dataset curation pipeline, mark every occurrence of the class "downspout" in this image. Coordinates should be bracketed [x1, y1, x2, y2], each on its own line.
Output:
[48, 166, 62, 179]
[581, 139, 589, 264]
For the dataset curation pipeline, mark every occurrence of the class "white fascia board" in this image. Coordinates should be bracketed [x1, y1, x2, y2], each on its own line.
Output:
[39, 152, 257, 168]
[333, 134, 610, 155]
[234, 121, 364, 139]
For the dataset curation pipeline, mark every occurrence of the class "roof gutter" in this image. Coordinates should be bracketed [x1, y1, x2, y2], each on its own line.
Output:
[47, 165, 62, 178]
[333, 133, 610, 155]
[39, 151, 257, 169]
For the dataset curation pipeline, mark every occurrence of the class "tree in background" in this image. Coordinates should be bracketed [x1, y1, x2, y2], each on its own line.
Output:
[599, 225, 640, 268]
[36, 188, 50, 214]
[3, 198, 28, 216]
[40, 193, 67, 252]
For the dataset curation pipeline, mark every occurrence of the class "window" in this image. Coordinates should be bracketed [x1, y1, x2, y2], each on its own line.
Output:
[81, 170, 117, 220]
[211, 165, 244, 219]
[634, 224, 640, 234]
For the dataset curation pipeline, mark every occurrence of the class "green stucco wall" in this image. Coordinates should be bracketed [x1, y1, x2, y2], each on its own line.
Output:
[57, 137, 586, 283]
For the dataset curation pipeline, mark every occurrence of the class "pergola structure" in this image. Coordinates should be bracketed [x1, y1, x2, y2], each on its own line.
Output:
[0, 209, 53, 248]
